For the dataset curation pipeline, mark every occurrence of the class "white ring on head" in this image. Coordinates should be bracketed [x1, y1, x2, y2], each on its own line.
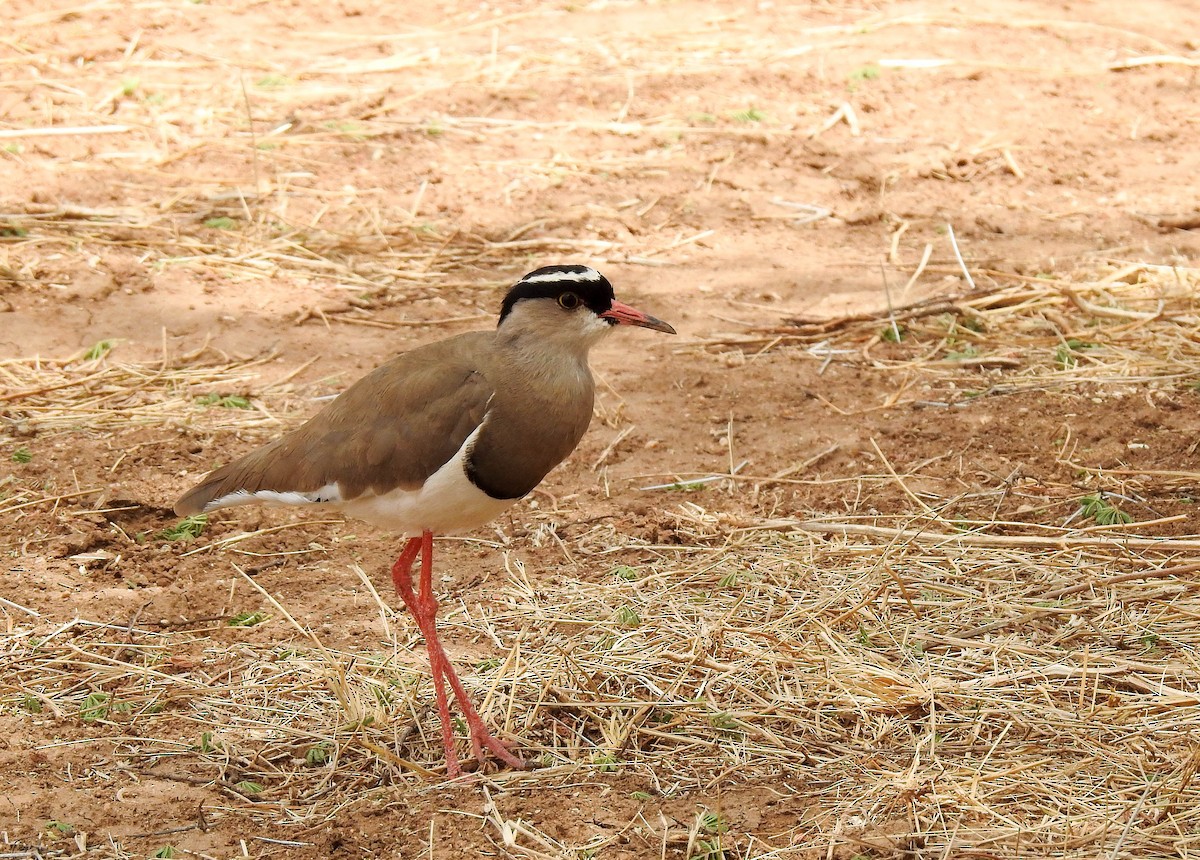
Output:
[519, 267, 603, 284]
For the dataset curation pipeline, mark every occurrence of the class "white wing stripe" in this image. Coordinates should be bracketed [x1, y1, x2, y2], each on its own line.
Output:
[205, 483, 342, 512]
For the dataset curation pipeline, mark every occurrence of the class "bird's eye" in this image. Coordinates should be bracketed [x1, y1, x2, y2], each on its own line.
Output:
[558, 292, 581, 310]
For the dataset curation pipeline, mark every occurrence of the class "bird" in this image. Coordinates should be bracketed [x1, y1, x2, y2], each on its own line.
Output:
[174, 264, 676, 777]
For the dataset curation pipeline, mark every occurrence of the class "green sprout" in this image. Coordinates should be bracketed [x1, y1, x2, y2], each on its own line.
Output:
[196, 393, 253, 409]
[80, 692, 109, 722]
[157, 514, 207, 541]
[613, 605, 640, 627]
[730, 107, 765, 123]
[84, 339, 115, 361]
[1055, 338, 1098, 369]
[1078, 494, 1133, 525]
[227, 610, 269, 627]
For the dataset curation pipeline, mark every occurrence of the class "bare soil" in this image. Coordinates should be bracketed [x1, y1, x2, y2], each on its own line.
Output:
[3, 1, 1200, 858]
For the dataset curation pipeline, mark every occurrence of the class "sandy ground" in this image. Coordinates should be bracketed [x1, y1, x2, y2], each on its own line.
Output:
[4, 0, 1200, 857]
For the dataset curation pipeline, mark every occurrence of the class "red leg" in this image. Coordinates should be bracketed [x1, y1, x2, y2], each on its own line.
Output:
[413, 530, 525, 772]
[391, 536, 461, 777]
[391, 531, 525, 775]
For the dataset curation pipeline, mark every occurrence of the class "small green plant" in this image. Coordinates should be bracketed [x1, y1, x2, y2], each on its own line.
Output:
[475, 656, 502, 671]
[157, 514, 207, 541]
[730, 107, 765, 123]
[692, 811, 729, 859]
[945, 345, 979, 361]
[196, 393, 253, 409]
[197, 731, 216, 753]
[2, 143, 22, 154]
[688, 112, 718, 125]
[304, 743, 331, 766]
[369, 685, 395, 709]
[233, 780, 264, 796]
[630, 790, 653, 801]
[80, 692, 109, 722]
[0, 224, 28, 236]
[45, 820, 75, 837]
[111, 700, 133, 716]
[323, 120, 367, 140]
[612, 565, 639, 581]
[228, 610, 269, 627]
[21, 694, 43, 713]
[1140, 631, 1160, 649]
[614, 605, 640, 627]
[153, 847, 177, 859]
[592, 751, 620, 772]
[11, 447, 31, 464]
[849, 64, 881, 81]
[1078, 494, 1132, 525]
[856, 624, 874, 647]
[255, 74, 291, 89]
[717, 571, 739, 588]
[121, 78, 140, 96]
[709, 712, 738, 731]
[881, 324, 905, 343]
[203, 216, 237, 230]
[84, 339, 115, 360]
[692, 838, 726, 860]
[1055, 338, 1097, 369]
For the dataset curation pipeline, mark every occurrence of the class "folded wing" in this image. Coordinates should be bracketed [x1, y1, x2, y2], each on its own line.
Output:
[174, 332, 495, 516]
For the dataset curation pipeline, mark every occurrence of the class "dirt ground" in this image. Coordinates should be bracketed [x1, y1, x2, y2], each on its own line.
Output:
[4, 0, 1200, 857]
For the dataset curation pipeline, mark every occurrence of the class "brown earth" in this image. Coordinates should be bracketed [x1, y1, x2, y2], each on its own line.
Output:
[3, 0, 1200, 858]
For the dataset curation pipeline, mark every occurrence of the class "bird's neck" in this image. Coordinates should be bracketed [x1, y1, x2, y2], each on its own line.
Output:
[496, 327, 596, 393]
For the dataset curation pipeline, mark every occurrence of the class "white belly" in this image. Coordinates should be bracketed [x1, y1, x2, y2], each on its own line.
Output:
[339, 454, 519, 535]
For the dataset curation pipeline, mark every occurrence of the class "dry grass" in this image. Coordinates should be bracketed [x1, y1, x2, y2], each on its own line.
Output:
[0, 348, 304, 437]
[6, 267, 1200, 858]
[708, 259, 1200, 395]
[8, 491, 1200, 856]
[5, 1, 1200, 857]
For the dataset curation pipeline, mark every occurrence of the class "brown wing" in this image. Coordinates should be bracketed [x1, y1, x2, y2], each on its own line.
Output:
[174, 332, 495, 516]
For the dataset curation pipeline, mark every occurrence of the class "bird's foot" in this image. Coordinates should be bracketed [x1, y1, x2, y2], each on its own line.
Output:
[466, 720, 528, 772]
[439, 731, 524, 780]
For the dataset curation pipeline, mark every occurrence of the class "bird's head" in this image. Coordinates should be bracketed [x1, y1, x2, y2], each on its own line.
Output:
[498, 265, 675, 353]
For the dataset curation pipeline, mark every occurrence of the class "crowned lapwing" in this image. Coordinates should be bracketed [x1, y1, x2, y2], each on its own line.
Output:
[175, 264, 675, 776]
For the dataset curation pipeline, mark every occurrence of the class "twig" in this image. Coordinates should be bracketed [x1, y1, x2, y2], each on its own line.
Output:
[945, 223, 976, 291]
[0, 125, 132, 139]
[0, 487, 103, 517]
[745, 518, 1200, 551]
